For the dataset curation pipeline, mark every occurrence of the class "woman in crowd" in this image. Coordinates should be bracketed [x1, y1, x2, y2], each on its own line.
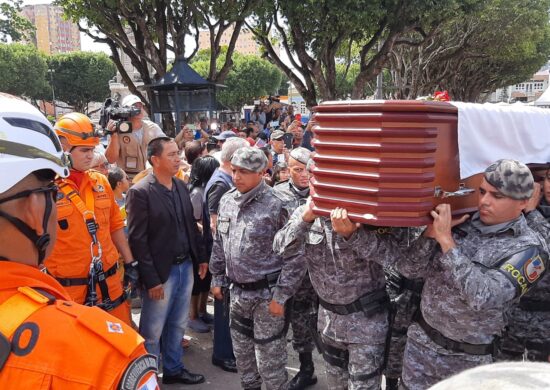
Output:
[187, 155, 220, 333]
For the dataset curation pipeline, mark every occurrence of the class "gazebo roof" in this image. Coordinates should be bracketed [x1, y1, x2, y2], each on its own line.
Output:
[144, 57, 222, 91]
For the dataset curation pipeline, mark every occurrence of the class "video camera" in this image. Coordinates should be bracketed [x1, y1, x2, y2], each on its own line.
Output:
[98, 98, 141, 134]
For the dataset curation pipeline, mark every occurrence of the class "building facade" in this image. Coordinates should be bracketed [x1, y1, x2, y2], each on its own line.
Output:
[489, 68, 550, 104]
[20, 4, 80, 55]
[198, 26, 260, 56]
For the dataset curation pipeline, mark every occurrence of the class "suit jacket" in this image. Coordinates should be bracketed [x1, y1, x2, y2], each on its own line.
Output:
[126, 172, 207, 289]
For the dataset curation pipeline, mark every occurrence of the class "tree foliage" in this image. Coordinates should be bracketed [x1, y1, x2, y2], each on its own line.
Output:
[388, 0, 550, 101]
[0, 0, 35, 43]
[191, 48, 282, 111]
[49, 51, 116, 114]
[247, 0, 479, 107]
[0, 43, 49, 101]
[56, 0, 259, 108]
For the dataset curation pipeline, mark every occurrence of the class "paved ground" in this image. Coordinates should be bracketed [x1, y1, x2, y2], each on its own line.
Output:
[132, 301, 387, 389]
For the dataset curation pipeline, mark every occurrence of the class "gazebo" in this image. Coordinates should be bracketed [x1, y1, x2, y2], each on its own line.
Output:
[143, 56, 222, 133]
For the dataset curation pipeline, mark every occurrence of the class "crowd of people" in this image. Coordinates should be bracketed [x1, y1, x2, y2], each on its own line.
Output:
[1, 90, 550, 390]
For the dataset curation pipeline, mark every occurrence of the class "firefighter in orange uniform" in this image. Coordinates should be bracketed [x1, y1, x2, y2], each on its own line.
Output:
[0, 93, 158, 389]
[44, 113, 138, 324]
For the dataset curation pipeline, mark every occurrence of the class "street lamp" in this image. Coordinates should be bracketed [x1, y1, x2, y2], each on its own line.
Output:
[48, 69, 56, 119]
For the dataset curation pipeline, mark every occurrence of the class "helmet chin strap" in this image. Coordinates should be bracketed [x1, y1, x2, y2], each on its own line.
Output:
[0, 192, 53, 265]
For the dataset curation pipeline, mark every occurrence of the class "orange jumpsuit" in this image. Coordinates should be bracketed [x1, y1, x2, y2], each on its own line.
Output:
[45, 170, 130, 323]
[0, 262, 158, 389]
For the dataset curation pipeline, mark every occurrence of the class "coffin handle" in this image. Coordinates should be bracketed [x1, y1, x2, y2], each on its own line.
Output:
[434, 183, 475, 198]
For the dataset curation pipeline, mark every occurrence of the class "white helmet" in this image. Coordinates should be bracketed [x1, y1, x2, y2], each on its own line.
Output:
[0, 93, 69, 194]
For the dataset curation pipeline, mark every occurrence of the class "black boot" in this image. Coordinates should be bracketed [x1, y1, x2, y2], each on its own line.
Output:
[289, 352, 317, 390]
[386, 377, 399, 390]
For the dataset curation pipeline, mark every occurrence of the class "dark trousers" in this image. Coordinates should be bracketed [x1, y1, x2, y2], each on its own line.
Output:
[213, 297, 235, 360]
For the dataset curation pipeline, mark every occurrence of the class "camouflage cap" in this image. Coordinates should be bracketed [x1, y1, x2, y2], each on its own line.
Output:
[289, 147, 312, 165]
[231, 146, 267, 173]
[271, 130, 285, 140]
[484, 159, 534, 200]
[306, 158, 316, 172]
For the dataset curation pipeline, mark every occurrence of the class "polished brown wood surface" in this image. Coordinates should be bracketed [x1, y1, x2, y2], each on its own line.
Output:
[310, 100, 479, 227]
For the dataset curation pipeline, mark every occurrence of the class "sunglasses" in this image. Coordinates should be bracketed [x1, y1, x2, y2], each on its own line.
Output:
[0, 182, 59, 205]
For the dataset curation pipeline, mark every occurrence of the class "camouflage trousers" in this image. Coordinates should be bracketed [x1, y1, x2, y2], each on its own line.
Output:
[230, 292, 289, 390]
[400, 323, 492, 390]
[321, 334, 384, 390]
[385, 292, 420, 379]
[290, 272, 318, 354]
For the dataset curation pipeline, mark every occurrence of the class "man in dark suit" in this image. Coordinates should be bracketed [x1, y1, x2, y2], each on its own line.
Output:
[127, 136, 208, 385]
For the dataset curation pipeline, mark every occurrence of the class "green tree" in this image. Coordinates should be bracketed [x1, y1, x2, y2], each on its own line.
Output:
[388, 0, 550, 101]
[0, 0, 35, 42]
[0, 43, 49, 102]
[191, 49, 282, 111]
[57, 0, 259, 107]
[48, 51, 116, 114]
[247, 0, 479, 107]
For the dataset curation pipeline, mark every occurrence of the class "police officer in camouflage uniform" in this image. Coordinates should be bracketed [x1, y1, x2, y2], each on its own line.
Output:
[209, 147, 297, 390]
[273, 160, 391, 390]
[498, 165, 550, 362]
[346, 159, 548, 389]
[383, 228, 424, 390]
[273, 148, 318, 390]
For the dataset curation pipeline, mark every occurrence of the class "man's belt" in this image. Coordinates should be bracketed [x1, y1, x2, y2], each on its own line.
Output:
[318, 288, 390, 316]
[415, 311, 498, 356]
[231, 279, 269, 291]
[525, 340, 550, 354]
[230, 271, 280, 291]
[173, 255, 190, 265]
[519, 298, 550, 311]
[54, 262, 118, 287]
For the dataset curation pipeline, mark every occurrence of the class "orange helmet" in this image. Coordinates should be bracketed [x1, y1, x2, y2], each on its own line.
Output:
[54, 112, 99, 147]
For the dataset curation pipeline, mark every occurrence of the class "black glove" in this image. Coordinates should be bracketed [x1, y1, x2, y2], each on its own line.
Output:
[123, 261, 139, 291]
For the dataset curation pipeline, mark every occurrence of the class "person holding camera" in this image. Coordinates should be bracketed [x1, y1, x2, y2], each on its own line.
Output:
[105, 94, 165, 178]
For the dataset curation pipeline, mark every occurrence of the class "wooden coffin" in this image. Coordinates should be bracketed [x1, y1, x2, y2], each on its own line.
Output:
[310, 100, 481, 227]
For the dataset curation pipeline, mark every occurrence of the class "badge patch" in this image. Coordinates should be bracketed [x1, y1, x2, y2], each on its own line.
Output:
[218, 218, 230, 234]
[119, 354, 158, 390]
[106, 321, 124, 334]
[94, 184, 105, 193]
[524, 255, 545, 282]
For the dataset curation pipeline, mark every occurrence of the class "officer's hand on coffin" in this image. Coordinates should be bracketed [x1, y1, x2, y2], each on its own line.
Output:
[211, 286, 223, 300]
[269, 299, 284, 317]
[425, 204, 468, 253]
[331, 207, 361, 240]
[524, 182, 542, 213]
[302, 197, 316, 223]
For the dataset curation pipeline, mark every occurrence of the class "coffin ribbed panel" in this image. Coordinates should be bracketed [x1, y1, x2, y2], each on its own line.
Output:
[310, 100, 479, 227]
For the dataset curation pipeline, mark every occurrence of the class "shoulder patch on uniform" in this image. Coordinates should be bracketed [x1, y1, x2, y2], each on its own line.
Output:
[119, 354, 158, 390]
[56, 303, 144, 357]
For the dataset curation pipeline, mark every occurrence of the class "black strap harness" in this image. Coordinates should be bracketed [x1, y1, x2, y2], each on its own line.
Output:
[53, 262, 118, 287]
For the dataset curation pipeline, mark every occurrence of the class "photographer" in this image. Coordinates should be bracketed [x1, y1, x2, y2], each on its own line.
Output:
[104, 94, 165, 178]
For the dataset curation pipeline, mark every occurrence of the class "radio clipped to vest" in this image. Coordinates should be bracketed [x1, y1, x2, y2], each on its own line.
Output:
[58, 183, 114, 310]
